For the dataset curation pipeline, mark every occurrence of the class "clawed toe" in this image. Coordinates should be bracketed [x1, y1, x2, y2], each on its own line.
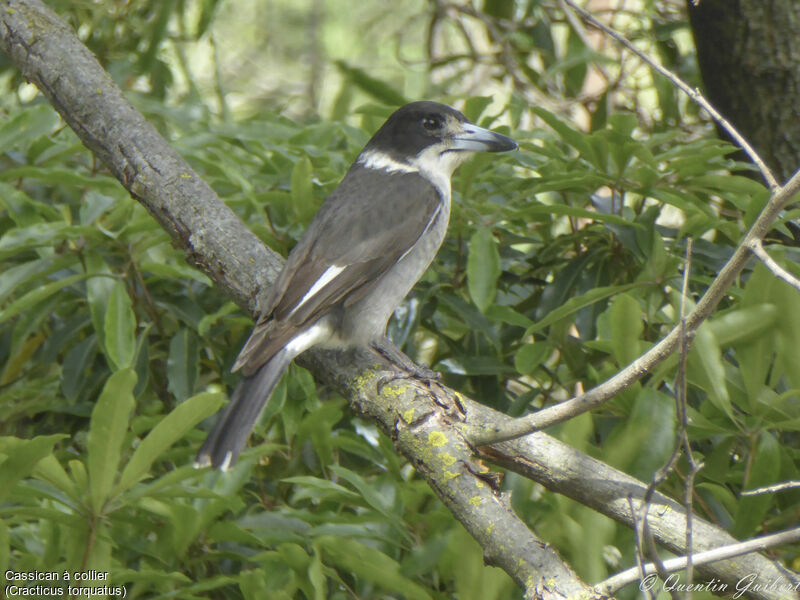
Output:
[375, 365, 440, 394]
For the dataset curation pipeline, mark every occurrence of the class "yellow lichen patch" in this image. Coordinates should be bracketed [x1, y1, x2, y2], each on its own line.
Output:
[428, 431, 447, 447]
[469, 496, 482, 507]
[443, 470, 460, 482]
[486, 522, 495, 535]
[401, 408, 415, 423]
[352, 371, 377, 394]
[439, 453, 456, 466]
[180, 172, 192, 179]
[378, 380, 404, 400]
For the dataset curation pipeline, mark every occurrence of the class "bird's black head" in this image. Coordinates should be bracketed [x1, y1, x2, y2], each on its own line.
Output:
[359, 101, 517, 177]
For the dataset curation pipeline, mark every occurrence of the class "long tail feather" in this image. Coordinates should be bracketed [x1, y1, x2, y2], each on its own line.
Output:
[195, 348, 292, 470]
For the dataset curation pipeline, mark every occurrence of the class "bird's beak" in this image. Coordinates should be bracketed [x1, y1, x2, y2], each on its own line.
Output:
[451, 123, 517, 153]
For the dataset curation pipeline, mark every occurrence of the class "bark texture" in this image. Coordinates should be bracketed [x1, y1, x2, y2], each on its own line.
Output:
[688, 0, 800, 182]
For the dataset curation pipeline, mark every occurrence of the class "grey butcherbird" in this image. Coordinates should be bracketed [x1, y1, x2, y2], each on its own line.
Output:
[196, 101, 517, 470]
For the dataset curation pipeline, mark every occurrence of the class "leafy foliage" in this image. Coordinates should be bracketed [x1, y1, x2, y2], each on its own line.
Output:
[1, 1, 799, 599]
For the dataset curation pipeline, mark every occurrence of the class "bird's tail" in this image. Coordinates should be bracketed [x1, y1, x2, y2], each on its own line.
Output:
[195, 348, 292, 470]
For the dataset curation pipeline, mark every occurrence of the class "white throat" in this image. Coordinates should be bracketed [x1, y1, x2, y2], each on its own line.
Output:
[357, 146, 469, 203]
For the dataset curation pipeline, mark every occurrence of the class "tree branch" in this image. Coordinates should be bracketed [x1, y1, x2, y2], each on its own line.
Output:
[740, 480, 800, 496]
[748, 239, 800, 293]
[596, 528, 800, 596]
[0, 1, 598, 597]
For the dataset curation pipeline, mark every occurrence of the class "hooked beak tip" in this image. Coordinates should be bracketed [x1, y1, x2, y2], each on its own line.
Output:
[452, 123, 517, 153]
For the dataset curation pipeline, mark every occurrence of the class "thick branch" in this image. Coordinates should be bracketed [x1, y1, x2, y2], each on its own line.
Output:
[306, 352, 596, 599]
[0, 1, 597, 597]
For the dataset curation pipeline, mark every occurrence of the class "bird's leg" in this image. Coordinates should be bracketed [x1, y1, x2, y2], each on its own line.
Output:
[371, 337, 440, 390]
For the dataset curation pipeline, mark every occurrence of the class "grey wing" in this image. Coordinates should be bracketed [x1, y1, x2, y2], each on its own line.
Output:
[234, 166, 441, 372]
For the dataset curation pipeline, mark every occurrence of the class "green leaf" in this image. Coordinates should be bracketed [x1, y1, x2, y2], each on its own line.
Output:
[773, 277, 800, 392]
[141, 262, 212, 286]
[33, 454, 79, 500]
[87, 368, 137, 513]
[0, 519, 7, 576]
[0, 104, 59, 150]
[104, 280, 137, 370]
[608, 112, 638, 138]
[85, 253, 115, 348]
[0, 435, 67, 502]
[0, 166, 120, 191]
[733, 432, 780, 538]
[690, 174, 767, 196]
[467, 228, 501, 312]
[317, 536, 432, 600]
[0, 256, 67, 305]
[688, 323, 733, 420]
[61, 336, 98, 401]
[526, 283, 641, 336]
[328, 465, 397, 523]
[0, 182, 54, 227]
[0, 273, 90, 326]
[79, 190, 116, 225]
[282, 476, 361, 504]
[334, 61, 407, 106]
[167, 329, 199, 401]
[514, 342, 550, 375]
[485, 304, 534, 328]
[308, 548, 326, 600]
[609, 294, 643, 366]
[238, 569, 272, 600]
[115, 392, 224, 495]
[198, 301, 238, 337]
[463, 96, 493, 123]
[737, 266, 779, 400]
[709, 304, 778, 348]
[291, 154, 316, 224]
[533, 107, 597, 165]
[520, 203, 637, 226]
[602, 389, 675, 480]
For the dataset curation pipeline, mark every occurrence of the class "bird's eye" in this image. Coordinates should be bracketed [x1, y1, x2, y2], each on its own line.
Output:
[422, 115, 442, 131]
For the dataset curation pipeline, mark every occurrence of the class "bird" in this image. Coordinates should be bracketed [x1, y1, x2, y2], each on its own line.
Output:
[196, 100, 517, 470]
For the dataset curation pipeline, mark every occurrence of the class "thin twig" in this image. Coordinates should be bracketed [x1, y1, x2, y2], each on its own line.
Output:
[748, 239, 800, 292]
[595, 527, 800, 596]
[682, 457, 703, 598]
[628, 495, 656, 600]
[559, 0, 779, 190]
[677, 238, 703, 598]
[741, 480, 800, 496]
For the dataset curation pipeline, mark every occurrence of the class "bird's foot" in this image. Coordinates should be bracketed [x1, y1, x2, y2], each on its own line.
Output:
[372, 337, 440, 393]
